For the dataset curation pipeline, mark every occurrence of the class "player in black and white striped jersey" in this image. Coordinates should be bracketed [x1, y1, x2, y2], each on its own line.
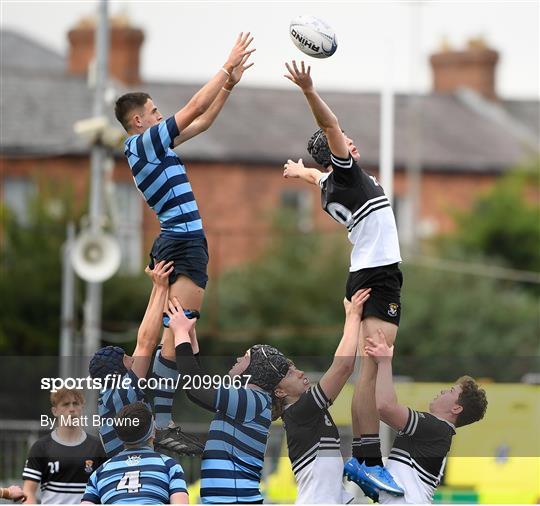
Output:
[283, 60, 404, 498]
[364, 330, 487, 503]
[272, 289, 371, 504]
[21, 389, 106, 504]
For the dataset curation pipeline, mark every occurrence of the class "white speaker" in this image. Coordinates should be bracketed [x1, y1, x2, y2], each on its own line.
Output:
[71, 231, 121, 282]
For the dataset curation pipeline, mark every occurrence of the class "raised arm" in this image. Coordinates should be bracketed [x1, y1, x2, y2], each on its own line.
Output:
[167, 298, 217, 411]
[284, 60, 349, 159]
[318, 289, 371, 401]
[174, 33, 255, 133]
[365, 330, 409, 431]
[131, 260, 174, 379]
[174, 53, 254, 146]
[283, 158, 324, 186]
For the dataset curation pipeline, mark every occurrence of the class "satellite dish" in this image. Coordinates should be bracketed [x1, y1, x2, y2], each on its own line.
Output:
[71, 231, 121, 282]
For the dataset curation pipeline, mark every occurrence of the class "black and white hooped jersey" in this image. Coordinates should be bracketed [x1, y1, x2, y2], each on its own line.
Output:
[380, 409, 456, 504]
[282, 383, 353, 504]
[22, 431, 107, 504]
[319, 152, 401, 271]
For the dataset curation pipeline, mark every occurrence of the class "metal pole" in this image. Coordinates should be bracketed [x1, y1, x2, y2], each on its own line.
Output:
[403, 1, 423, 256]
[83, 0, 109, 362]
[60, 222, 76, 378]
[379, 40, 395, 204]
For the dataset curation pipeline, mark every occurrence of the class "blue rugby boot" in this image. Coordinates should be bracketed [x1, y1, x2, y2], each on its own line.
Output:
[344, 458, 404, 498]
[343, 458, 379, 502]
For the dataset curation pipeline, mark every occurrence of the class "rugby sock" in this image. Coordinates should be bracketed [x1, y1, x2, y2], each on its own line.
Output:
[352, 437, 364, 463]
[150, 347, 179, 429]
[360, 433, 383, 468]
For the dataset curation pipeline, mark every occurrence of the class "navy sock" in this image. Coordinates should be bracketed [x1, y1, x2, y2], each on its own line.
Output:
[359, 434, 383, 468]
[352, 437, 363, 463]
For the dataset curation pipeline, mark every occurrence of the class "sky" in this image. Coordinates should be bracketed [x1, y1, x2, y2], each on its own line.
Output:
[1, 1, 539, 99]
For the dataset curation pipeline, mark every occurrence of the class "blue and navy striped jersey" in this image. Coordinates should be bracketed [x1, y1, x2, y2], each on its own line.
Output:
[82, 447, 187, 504]
[98, 370, 148, 458]
[200, 387, 272, 504]
[124, 117, 204, 238]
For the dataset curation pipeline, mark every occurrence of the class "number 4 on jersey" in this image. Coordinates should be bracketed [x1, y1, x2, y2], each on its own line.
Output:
[117, 470, 142, 493]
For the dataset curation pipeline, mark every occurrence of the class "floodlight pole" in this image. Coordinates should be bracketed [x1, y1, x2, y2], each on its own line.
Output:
[379, 40, 395, 204]
[83, 0, 109, 364]
[402, 1, 423, 256]
[60, 222, 76, 379]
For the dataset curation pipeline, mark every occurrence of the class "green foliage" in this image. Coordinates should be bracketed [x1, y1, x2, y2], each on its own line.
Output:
[0, 183, 80, 355]
[2, 162, 538, 383]
[204, 196, 539, 381]
[395, 264, 539, 380]
[443, 162, 540, 272]
[0, 180, 152, 355]
[205, 211, 350, 358]
[101, 274, 153, 345]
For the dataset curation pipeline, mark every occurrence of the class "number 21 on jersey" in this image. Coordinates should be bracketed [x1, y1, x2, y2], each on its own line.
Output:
[117, 471, 142, 493]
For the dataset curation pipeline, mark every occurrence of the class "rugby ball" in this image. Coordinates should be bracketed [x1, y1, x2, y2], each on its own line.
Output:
[289, 15, 337, 59]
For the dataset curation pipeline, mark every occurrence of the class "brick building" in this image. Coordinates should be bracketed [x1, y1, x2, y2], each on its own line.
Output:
[1, 18, 538, 274]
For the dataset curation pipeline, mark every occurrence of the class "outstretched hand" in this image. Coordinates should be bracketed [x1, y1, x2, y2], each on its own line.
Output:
[227, 53, 255, 88]
[284, 60, 313, 92]
[283, 158, 306, 178]
[225, 32, 256, 70]
[165, 297, 196, 338]
[364, 329, 394, 364]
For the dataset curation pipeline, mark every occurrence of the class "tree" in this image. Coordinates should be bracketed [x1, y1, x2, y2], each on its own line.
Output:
[204, 211, 351, 359]
[0, 181, 152, 355]
[444, 161, 540, 272]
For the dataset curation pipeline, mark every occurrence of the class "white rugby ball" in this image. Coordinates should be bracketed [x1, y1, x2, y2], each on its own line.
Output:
[289, 15, 337, 59]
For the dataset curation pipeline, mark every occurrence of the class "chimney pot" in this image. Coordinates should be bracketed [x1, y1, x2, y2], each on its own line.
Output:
[430, 39, 499, 100]
[67, 15, 144, 85]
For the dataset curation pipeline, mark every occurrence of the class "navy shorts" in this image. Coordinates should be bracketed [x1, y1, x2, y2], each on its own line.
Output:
[149, 235, 209, 289]
[345, 263, 403, 326]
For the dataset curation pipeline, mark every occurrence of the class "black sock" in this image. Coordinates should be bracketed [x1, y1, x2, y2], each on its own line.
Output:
[360, 434, 383, 468]
[352, 437, 363, 463]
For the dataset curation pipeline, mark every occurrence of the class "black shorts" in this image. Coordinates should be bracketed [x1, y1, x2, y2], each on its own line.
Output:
[149, 235, 209, 289]
[345, 263, 403, 326]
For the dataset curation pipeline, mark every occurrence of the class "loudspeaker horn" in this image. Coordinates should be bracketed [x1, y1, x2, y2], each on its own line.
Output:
[71, 231, 121, 282]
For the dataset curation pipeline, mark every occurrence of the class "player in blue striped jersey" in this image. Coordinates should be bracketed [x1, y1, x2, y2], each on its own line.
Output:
[88, 260, 173, 457]
[82, 402, 188, 504]
[114, 33, 255, 378]
[166, 298, 290, 504]
[282, 61, 404, 499]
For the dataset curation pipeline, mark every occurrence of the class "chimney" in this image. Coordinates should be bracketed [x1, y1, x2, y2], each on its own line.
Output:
[429, 37, 499, 100]
[67, 15, 144, 85]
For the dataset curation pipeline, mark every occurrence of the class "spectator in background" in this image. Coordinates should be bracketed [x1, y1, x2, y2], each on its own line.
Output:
[21, 389, 106, 504]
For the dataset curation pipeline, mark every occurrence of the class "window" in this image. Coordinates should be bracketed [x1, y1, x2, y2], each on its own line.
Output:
[112, 182, 142, 274]
[280, 189, 313, 232]
[2, 177, 36, 225]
